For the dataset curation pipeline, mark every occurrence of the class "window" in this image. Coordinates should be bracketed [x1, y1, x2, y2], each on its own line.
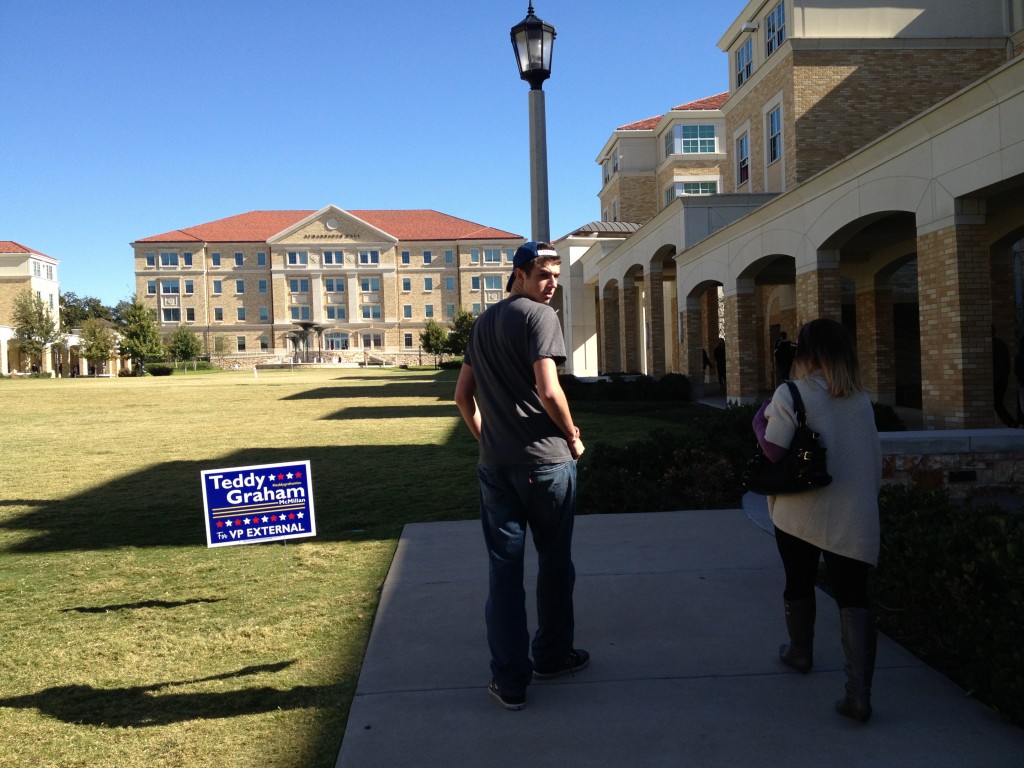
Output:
[237, 336, 246, 352]
[424, 277, 433, 292]
[184, 279, 194, 294]
[505, 249, 515, 263]
[256, 251, 267, 266]
[214, 307, 224, 321]
[359, 250, 379, 265]
[446, 303, 456, 319]
[445, 249, 454, 264]
[147, 280, 157, 295]
[401, 250, 411, 265]
[161, 279, 179, 294]
[183, 252, 193, 267]
[445, 276, 455, 291]
[290, 306, 311, 320]
[737, 134, 750, 185]
[422, 250, 432, 265]
[603, 158, 611, 184]
[160, 252, 179, 267]
[162, 308, 181, 322]
[665, 124, 717, 156]
[362, 333, 382, 348]
[472, 303, 481, 315]
[326, 332, 349, 350]
[260, 334, 269, 351]
[361, 305, 382, 320]
[211, 252, 221, 267]
[470, 249, 480, 263]
[361, 277, 381, 292]
[186, 307, 195, 322]
[765, 1, 786, 58]
[287, 251, 308, 266]
[402, 277, 411, 292]
[424, 304, 434, 318]
[325, 278, 345, 293]
[767, 106, 782, 163]
[484, 248, 501, 263]
[32, 260, 41, 277]
[237, 308, 246, 321]
[326, 306, 346, 320]
[665, 181, 719, 204]
[259, 307, 269, 322]
[258, 279, 267, 293]
[289, 278, 310, 293]
[145, 252, 156, 267]
[323, 250, 343, 264]
[234, 252, 244, 267]
[736, 38, 753, 86]
[403, 305, 412, 319]
[483, 275, 502, 290]
[212, 280, 222, 294]
[404, 333, 414, 348]
[236, 279, 245, 294]
[471, 276, 480, 290]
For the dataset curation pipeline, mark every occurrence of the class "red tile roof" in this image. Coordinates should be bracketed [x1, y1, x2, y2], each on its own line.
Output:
[136, 209, 522, 244]
[0, 240, 54, 259]
[617, 91, 729, 131]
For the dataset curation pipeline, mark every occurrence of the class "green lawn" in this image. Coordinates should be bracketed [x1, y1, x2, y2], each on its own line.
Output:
[0, 368, 685, 768]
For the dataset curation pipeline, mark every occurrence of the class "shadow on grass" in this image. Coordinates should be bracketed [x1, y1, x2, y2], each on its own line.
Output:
[283, 380, 456, 401]
[0, 660, 347, 728]
[0, 440, 480, 553]
[61, 598, 224, 614]
[325, 404, 456, 420]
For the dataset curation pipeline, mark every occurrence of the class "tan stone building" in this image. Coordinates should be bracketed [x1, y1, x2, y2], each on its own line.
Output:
[0, 240, 60, 374]
[132, 206, 524, 364]
[561, 0, 1024, 430]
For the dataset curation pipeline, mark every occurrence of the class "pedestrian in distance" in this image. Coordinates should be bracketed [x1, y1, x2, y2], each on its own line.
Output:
[752, 318, 882, 722]
[454, 241, 589, 711]
[714, 338, 727, 389]
[773, 331, 797, 384]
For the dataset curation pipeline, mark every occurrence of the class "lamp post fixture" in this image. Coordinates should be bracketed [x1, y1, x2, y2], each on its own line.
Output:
[510, 3, 556, 243]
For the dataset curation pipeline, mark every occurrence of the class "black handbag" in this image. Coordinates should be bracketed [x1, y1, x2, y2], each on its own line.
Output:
[742, 381, 832, 495]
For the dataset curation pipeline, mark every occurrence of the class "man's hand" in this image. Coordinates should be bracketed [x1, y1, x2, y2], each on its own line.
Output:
[569, 436, 585, 459]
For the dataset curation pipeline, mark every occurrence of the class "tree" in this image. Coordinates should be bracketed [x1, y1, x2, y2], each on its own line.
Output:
[420, 319, 449, 367]
[80, 319, 118, 375]
[12, 288, 65, 370]
[117, 295, 164, 374]
[445, 308, 476, 357]
[59, 292, 114, 333]
[167, 327, 202, 362]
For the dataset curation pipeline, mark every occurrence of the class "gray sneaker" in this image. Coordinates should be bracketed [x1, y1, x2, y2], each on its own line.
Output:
[488, 679, 526, 710]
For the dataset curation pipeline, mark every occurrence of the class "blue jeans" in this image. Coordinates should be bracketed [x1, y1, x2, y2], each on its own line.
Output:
[478, 461, 577, 695]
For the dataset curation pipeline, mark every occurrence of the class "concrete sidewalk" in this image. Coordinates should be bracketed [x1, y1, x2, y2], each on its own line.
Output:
[336, 503, 1024, 767]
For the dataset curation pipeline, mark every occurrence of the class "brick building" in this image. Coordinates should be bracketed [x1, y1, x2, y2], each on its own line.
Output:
[561, 0, 1024, 429]
[132, 207, 524, 364]
[0, 241, 60, 374]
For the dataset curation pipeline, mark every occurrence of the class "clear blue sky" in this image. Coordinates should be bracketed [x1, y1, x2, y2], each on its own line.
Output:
[2, 1, 735, 307]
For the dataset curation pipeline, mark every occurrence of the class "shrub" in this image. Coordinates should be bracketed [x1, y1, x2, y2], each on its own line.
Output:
[146, 363, 174, 376]
[873, 401, 906, 431]
[873, 485, 1024, 726]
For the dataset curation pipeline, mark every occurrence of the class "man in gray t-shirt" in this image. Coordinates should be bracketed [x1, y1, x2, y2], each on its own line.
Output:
[455, 241, 589, 711]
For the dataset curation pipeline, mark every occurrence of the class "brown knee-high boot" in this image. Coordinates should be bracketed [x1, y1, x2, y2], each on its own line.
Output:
[779, 596, 815, 674]
[835, 607, 876, 722]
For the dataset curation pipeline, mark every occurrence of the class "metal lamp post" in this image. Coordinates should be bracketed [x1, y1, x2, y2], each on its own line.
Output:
[510, 3, 556, 243]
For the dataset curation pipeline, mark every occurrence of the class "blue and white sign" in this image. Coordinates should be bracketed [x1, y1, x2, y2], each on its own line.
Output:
[201, 460, 316, 548]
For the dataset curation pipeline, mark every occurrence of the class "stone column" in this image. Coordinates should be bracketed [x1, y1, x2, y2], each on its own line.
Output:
[856, 283, 895, 404]
[917, 205, 991, 428]
[682, 297, 704, 398]
[600, 282, 621, 374]
[796, 249, 842, 326]
[620, 278, 640, 373]
[645, 262, 666, 377]
[723, 279, 760, 403]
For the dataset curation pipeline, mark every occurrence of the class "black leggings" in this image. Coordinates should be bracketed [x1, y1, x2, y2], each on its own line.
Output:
[774, 526, 870, 609]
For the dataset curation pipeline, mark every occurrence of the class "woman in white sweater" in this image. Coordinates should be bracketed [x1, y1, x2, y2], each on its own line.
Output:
[752, 318, 882, 723]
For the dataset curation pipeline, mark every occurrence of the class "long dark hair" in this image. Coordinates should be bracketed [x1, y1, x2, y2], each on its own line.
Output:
[793, 318, 863, 396]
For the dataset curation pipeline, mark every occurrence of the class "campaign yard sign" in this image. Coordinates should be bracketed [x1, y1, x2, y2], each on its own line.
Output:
[201, 460, 316, 547]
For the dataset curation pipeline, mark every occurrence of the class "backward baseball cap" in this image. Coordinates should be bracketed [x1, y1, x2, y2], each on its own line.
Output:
[506, 241, 557, 292]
